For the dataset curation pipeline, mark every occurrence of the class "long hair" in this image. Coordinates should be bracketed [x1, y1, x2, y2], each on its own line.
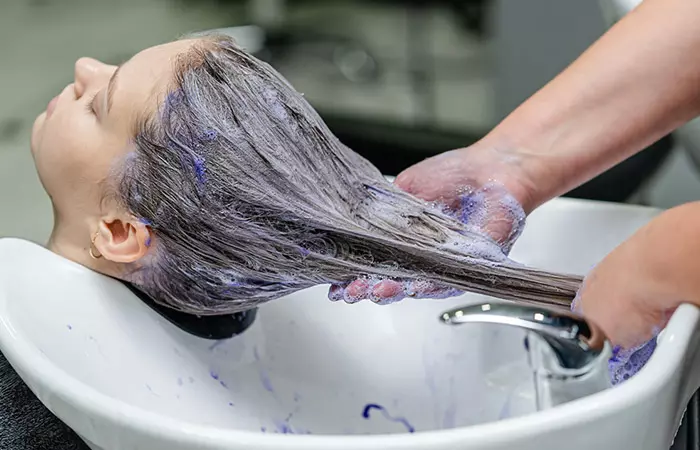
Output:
[116, 35, 581, 315]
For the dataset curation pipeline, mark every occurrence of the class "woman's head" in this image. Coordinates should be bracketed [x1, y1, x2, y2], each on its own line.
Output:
[31, 34, 393, 313]
[31, 38, 198, 267]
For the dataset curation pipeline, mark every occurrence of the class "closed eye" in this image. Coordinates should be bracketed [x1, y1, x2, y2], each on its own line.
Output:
[85, 92, 99, 115]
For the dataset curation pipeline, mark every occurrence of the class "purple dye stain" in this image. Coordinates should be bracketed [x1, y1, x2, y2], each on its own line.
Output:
[66, 324, 73, 331]
[260, 419, 311, 435]
[219, 380, 228, 389]
[362, 403, 415, 433]
[200, 129, 218, 141]
[260, 370, 274, 393]
[144, 236, 152, 247]
[443, 402, 457, 428]
[228, 402, 234, 407]
[457, 193, 480, 224]
[253, 346, 260, 361]
[498, 390, 515, 421]
[210, 370, 220, 381]
[209, 340, 226, 351]
[139, 217, 152, 226]
[193, 155, 206, 185]
[177, 377, 183, 387]
[365, 185, 389, 197]
[274, 422, 294, 434]
[188, 376, 195, 384]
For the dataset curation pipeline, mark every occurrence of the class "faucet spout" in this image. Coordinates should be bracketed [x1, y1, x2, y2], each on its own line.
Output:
[440, 302, 612, 410]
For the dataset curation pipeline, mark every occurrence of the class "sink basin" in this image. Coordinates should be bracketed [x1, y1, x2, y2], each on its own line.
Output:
[1, 198, 699, 449]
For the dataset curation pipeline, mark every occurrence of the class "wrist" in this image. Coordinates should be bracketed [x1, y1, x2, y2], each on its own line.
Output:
[470, 134, 553, 214]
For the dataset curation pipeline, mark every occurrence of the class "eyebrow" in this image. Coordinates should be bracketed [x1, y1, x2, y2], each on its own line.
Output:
[106, 64, 123, 113]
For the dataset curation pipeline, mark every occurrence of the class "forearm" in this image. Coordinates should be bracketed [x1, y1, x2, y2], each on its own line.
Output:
[484, 0, 700, 210]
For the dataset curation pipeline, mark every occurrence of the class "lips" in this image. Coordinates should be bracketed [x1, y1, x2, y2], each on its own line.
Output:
[46, 95, 59, 118]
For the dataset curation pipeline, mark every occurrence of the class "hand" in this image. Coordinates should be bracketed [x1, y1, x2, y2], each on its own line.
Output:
[572, 203, 700, 351]
[574, 252, 675, 351]
[328, 141, 539, 304]
[574, 220, 680, 350]
[572, 205, 700, 384]
[573, 219, 683, 384]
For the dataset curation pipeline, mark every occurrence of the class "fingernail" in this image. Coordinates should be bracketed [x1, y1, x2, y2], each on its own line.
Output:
[328, 285, 344, 302]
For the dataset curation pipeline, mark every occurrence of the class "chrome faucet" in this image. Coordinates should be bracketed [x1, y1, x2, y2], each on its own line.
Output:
[440, 301, 612, 410]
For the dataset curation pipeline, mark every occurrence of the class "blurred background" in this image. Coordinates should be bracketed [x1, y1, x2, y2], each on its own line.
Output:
[1, 0, 699, 244]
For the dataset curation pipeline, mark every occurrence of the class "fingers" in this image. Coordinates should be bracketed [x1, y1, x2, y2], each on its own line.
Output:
[327, 278, 404, 305]
[575, 265, 673, 384]
[576, 257, 675, 349]
[327, 278, 462, 305]
[577, 277, 656, 348]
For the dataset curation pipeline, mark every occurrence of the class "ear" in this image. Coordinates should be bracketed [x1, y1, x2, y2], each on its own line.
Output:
[93, 217, 152, 264]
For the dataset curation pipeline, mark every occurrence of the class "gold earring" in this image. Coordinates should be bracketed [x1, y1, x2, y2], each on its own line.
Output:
[89, 231, 102, 260]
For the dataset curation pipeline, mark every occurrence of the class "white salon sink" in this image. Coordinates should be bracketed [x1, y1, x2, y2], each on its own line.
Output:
[0, 198, 699, 450]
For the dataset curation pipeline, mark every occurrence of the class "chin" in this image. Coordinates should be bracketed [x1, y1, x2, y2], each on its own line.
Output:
[30, 112, 46, 157]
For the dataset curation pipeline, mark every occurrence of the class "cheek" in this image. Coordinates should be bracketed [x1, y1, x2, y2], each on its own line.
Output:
[32, 111, 101, 208]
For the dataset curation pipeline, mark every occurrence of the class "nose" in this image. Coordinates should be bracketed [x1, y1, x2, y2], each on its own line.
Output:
[74, 57, 112, 99]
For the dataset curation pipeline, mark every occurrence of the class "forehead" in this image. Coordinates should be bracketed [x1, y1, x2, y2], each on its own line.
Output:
[110, 39, 199, 132]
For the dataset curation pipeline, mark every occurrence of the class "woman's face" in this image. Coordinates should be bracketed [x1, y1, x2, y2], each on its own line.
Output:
[31, 39, 196, 270]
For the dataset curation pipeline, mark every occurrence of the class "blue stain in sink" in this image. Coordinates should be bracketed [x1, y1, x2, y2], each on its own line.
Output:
[260, 416, 311, 434]
[209, 340, 227, 351]
[442, 402, 457, 428]
[260, 370, 274, 393]
[362, 403, 415, 433]
[66, 324, 73, 331]
[210, 370, 219, 380]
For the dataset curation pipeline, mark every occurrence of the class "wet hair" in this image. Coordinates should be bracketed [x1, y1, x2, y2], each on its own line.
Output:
[116, 34, 582, 315]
